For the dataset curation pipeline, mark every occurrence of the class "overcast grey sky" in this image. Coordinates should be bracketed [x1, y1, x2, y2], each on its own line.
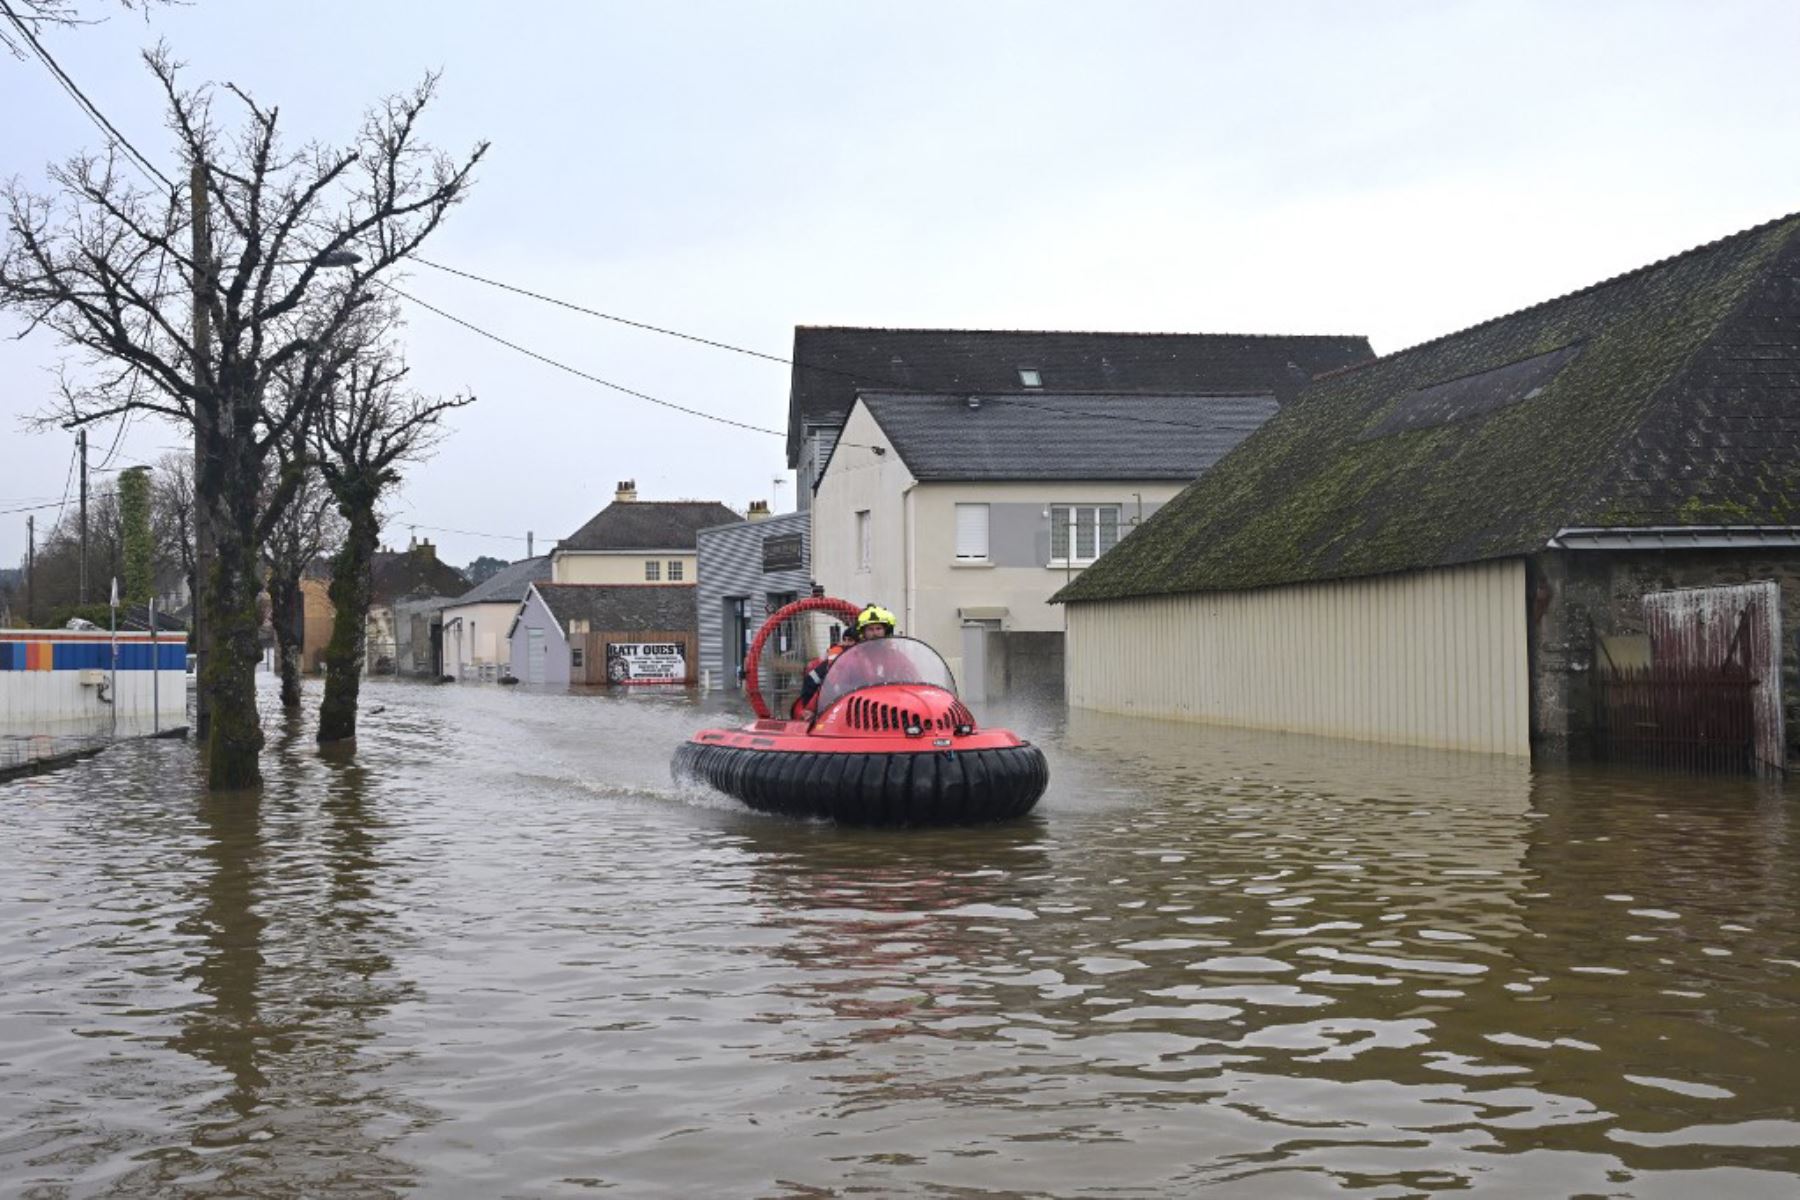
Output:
[4, 0, 1799, 571]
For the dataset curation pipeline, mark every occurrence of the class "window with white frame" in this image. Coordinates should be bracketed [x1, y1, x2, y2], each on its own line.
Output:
[644, 560, 661, 581]
[954, 503, 990, 561]
[1049, 505, 1121, 566]
[667, 560, 684, 581]
[856, 510, 872, 571]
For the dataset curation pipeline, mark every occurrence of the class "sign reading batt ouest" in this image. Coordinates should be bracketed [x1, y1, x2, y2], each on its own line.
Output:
[605, 642, 686, 684]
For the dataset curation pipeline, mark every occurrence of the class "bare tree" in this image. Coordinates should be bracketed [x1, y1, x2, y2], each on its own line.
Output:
[0, 1, 168, 58]
[0, 48, 485, 787]
[313, 341, 470, 743]
[261, 453, 340, 712]
[150, 449, 193, 606]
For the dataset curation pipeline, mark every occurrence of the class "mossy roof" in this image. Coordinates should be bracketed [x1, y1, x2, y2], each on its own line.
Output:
[1057, 214, 1800, 604]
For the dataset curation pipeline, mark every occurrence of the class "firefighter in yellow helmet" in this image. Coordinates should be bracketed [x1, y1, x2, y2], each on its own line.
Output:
[856, 605, 897, 639]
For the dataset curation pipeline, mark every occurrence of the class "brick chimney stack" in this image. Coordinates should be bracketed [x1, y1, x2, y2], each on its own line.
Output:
[615, 479, 638, 503]
[747, 500, 771, 522]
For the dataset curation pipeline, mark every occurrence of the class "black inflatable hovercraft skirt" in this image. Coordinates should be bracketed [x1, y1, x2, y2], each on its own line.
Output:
[673, 741, 1047, 826]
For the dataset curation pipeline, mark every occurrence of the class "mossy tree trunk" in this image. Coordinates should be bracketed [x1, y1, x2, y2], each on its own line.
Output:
[267, 566, 304, 711]
[316, 489, 379, 744]
[198, 398, 271, 790]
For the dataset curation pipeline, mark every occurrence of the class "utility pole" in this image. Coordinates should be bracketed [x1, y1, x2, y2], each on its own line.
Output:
[26, 515, 34, 626]
[78, 427, 88, 605]
[190, 160, 213, 735]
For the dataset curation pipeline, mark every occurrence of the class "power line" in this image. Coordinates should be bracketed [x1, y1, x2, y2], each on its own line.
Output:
[50, 439, 78, 528]
[0, 0, 174, 190]
[377, 282, 791, 441]
[0, 498, 74, 518]
[404, 522, 534, 544]
[410, 258, 1284, 435]
[96, 248, 171, 471]
[414, 257, 798, 373]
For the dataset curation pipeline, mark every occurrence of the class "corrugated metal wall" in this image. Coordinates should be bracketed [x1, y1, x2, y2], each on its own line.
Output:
[696, 510, 811, 687]
[1066, 559, 1529, 755]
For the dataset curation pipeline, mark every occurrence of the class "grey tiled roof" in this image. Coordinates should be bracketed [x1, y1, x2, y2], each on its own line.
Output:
[449, 556, 551, 605]
[787, 327, 1374, 465]
[558, 501, 740, 552]
[370, 548, 470, 603]
[860, 391, 1279, 481]
[533, 584, 698, 634]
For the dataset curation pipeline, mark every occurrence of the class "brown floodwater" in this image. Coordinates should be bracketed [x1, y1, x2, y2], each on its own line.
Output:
[2, 679, 1797, 1197]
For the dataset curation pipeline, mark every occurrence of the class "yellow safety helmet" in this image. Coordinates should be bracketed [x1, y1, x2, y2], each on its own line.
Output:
[856, 605, 897, 634]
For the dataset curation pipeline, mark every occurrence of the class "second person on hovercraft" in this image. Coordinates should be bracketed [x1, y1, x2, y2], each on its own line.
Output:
[790, 605, 898, 720]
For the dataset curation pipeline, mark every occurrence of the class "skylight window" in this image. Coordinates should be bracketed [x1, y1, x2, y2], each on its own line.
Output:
[1018, 368, 1042, 388]
[1364, 342, 1584, 439]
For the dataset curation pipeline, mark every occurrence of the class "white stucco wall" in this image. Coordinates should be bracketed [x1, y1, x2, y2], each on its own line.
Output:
[442, 600, 521, 678]
[907, 480, 1182, 655]
[810, 399, 1183, 681]
[1065, 559, 1531, 756]
[811, 400, 917, 631]
[552, 551, 697, 585]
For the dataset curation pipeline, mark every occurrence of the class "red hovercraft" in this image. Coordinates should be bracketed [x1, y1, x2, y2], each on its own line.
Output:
[673, 597, 1048, 825]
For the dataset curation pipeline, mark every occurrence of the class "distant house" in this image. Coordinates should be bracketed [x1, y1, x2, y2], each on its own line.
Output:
[365, 538, 469, 676]
[695, 503, 810, 689]
[298, 569, 332, 674]
[552, 481, 738, 586]
[507, 582, 699, 687]
[1058, 214, 1800, 770]
[804, 330, 1374, 696]
[440, 555, 551, 681]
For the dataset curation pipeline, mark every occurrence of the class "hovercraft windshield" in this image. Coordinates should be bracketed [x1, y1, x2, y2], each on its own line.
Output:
[816, 636, 958, 710]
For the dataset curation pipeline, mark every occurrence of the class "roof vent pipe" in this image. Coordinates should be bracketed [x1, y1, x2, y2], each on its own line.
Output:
[967, 396, 981, 410]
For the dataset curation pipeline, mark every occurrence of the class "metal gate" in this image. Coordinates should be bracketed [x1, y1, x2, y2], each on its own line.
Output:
[1597, 581, 1783, 774]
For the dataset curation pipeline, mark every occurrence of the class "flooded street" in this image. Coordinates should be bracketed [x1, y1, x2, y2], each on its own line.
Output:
[3, 680, 1798, 1198]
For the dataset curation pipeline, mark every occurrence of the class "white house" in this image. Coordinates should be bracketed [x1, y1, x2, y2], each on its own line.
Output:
[441, 555, 550, 681]
[793, 328, 1374, 697]
[812, 389, 1290, 698]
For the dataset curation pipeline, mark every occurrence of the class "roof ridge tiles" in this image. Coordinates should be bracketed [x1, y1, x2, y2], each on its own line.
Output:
[793, 324, 1369, 341]
[857, 387, 1278, 398]
[1371, 209, 1800, 367]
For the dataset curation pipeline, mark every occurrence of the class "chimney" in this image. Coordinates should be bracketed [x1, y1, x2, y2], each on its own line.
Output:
[747, 500, 771, 522]
[615, 479, 637, 503]
[419, 537, 435, 560]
